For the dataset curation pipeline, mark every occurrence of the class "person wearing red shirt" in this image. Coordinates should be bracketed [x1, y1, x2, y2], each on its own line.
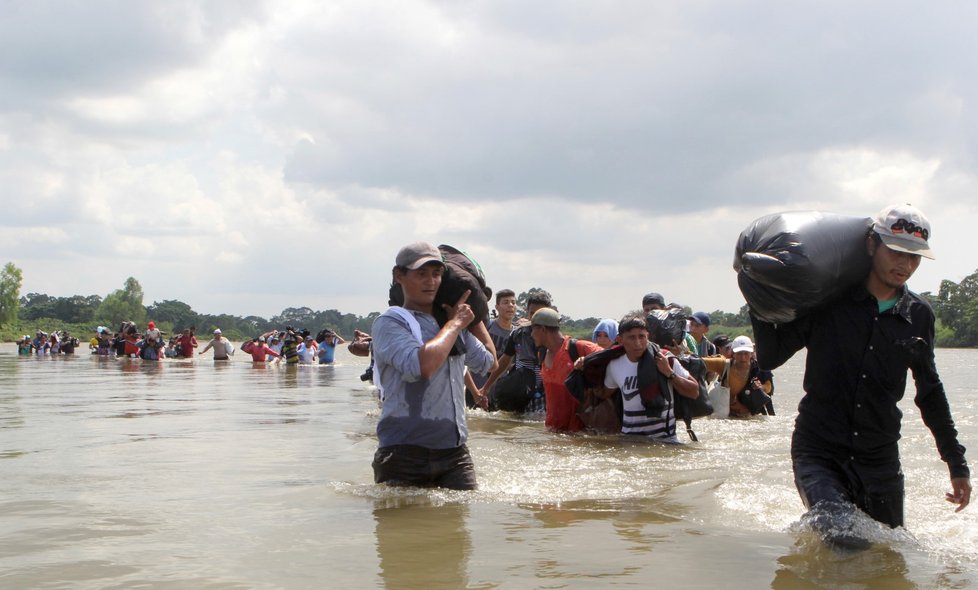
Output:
[242, 337, 280, 362]
[531, 307, 603, 432]
[177, 328, 198, 358]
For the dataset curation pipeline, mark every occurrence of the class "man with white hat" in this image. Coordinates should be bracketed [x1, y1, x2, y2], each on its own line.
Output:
[725, 336, 774, 417]
[198, 328, 233, 361]
[752, 203, 970, 542]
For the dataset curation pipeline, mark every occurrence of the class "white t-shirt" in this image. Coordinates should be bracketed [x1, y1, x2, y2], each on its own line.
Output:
[604, 354, 690, 442]
[297, 341, 318, 364]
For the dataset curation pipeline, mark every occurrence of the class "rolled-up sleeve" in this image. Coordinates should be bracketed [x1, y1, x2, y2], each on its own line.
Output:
[372, 315, 422, 383]
[462, 330, 494, 376]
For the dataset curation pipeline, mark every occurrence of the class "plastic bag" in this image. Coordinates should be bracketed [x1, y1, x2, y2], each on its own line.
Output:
[737, 384, 773, 415]
[494, 367, 537, 412]
[436, 249, 491, 326]
[645, 308, 687, 347]
[734, 211, 871, 324]
[675, 356, 715, 420]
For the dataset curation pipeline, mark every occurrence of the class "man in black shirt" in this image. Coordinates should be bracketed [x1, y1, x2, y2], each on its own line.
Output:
[478, 290, 553, 412]
[752, 204, 970, 533]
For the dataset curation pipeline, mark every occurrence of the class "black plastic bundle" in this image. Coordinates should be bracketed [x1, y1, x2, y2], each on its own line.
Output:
[435, 244, 492, 327]
[388, 244, 492, 328]
[734, 211, 872, 324]
[646, 308, 687, 347]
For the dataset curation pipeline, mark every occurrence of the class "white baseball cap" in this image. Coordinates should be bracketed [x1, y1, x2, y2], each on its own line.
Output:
[872, 203, 935, 260]
[731, 335, 754, 353]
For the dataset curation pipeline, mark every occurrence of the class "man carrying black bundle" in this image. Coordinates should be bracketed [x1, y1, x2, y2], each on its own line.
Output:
[371, 242, 494, 490]
[752, 204, 971, 536]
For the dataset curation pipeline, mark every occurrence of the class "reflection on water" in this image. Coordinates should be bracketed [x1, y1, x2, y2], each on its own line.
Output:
[0, 347, 976, 588]
[375, 498, 471, 590]
[773, 535, 920, 590]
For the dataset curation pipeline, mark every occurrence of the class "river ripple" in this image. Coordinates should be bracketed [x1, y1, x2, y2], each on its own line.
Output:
[1, 345, 976, 589]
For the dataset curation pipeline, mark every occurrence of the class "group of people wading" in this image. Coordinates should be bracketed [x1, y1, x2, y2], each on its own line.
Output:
[370, 203, 971, 550]
[20, 322, 349, 365]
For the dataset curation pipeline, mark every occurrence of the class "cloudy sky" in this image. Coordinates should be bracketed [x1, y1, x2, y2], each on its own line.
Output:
[3, 1, 977, 323]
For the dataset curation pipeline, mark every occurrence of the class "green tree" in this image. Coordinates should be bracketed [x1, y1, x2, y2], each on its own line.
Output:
[55, 294, 102, 323]
[271, 307, 317, 328]
[147, 299, 198, 330]
[933, 269, 978, 346]
[19, 292, 54, 320]
[97, 277, 147, 327]
[0, 262, 24, 328]
[515, 288, 553, 319]
[21, 293, 101, 323]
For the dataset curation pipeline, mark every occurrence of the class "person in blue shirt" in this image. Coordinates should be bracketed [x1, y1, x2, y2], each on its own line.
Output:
[317, 329, 346, 364]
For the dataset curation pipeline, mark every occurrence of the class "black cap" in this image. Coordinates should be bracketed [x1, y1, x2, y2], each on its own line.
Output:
[642, 292, 665, 308]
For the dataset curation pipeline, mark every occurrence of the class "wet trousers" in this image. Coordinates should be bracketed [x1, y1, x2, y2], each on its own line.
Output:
[792, 453, 905, 528]
[372, 444, 478, 491]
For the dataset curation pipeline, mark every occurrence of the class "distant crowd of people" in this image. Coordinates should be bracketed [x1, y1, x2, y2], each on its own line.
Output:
[16, 330, 81, 355]
[16, 321, 350, 365]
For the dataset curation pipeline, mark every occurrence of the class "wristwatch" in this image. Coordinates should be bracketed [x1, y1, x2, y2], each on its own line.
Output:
[666, 372, 676, 380]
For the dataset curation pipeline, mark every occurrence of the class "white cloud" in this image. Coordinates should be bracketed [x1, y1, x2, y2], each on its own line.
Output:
[3, 0, 978, 322]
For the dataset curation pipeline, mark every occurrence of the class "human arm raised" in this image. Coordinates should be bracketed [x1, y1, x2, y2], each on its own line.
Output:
[418, 291, 475, 380]
[348, 330, 372, 357]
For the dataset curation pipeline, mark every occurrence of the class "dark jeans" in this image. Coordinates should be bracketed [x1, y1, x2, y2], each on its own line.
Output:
[793, 454, 905, 528]
[372, 444, 478, 490]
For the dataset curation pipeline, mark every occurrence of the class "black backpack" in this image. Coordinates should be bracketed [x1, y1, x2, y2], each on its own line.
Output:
[674, 356, 715, 442]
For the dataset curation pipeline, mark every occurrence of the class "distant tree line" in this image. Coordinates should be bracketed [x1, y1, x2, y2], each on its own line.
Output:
[3, 262, 978, 347]
[1, 269, 376, 342]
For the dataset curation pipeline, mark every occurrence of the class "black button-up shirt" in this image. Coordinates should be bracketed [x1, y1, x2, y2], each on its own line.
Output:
[752, 285, 969, 479]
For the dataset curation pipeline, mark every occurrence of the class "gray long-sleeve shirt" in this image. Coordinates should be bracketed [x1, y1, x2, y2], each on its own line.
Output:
[372, 308, 494, 449]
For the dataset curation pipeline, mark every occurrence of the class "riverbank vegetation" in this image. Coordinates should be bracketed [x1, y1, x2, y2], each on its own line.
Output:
[1, 262, 975, 347]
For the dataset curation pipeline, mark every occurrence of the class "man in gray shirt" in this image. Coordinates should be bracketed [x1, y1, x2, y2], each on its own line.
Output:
[371, 242, 495, 490]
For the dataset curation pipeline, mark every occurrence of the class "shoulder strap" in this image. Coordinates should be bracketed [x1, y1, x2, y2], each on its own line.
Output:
[567, 338, 579, 362]
[385, 306, 424, 345]
[719, 360, 731, 386]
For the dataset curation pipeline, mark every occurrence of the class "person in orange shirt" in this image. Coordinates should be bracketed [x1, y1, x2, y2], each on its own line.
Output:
[723, 336, 774, 417]
[176, 328, 198, 358]
[531, 307, 603, 432]
[242, 336, 281, 362]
